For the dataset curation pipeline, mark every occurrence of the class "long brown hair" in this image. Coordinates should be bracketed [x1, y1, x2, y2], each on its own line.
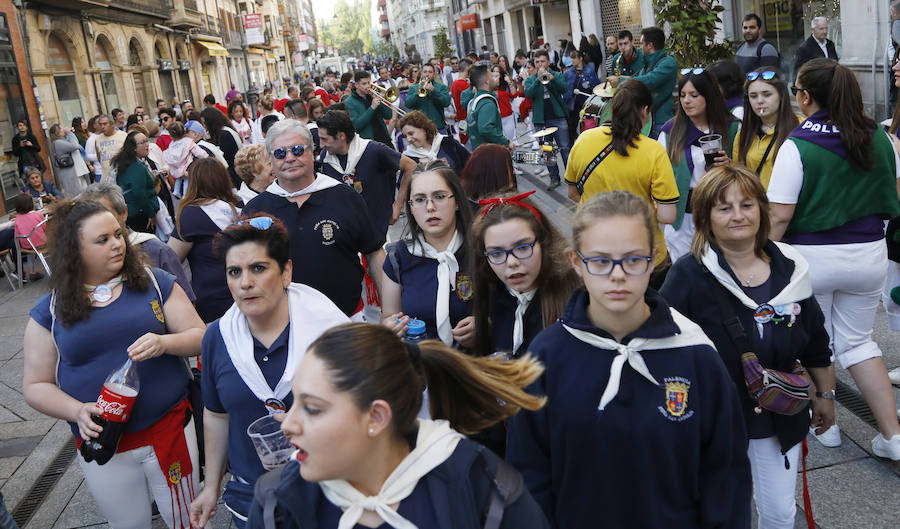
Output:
[459, 144, 517, 200]
[47, 200, 149, 326]
[470, 195, 580, 357]
[689, 164, 770, 262]
[309, 322, 546, 436]
[798, 58, 877, 170]
[176, 158, 240, 237]
[666, 71, 733, 165]
[609, 79, 653, 156]
[737, 67, 799, 168]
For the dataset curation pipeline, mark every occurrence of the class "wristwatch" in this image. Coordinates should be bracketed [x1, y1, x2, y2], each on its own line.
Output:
[815, 390, 836, 400]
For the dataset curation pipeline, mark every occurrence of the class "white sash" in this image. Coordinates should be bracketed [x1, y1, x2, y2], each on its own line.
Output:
[324, 135, 370, 180]
[266, 173, 340, 198]
[403, 134, 445, 162]
[506, 287, 536, 354]
[199, 199, 240, 230]
[405, 231, 462, 345]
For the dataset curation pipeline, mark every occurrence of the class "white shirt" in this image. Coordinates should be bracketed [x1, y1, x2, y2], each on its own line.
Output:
[815, 38, 830, 58]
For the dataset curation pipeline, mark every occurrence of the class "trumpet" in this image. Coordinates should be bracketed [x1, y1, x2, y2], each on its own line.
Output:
[369, 83, 406, 115]
[418, 80, 431, 97]
[538, 70, 554, 84]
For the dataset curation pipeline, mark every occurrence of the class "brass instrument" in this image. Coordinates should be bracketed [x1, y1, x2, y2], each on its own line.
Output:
[418, 80, 431, 97]
[369, 83, 406, 115]
[538, 70, 554, 84]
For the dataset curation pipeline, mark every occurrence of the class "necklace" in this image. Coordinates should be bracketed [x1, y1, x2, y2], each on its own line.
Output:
[85, 276, 124, 303]
[738, 272, 756, 287]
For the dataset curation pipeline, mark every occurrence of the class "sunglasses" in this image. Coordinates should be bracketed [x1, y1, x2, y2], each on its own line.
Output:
[747, 70, 777, 81]
[680, 67, 705, 75]
[790, 85, 806, 96]
[272, 144, 306, 159]
[233, 216, 273, 230]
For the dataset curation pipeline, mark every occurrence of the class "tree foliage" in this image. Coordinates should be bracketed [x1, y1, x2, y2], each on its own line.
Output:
[652, 0, 735, 66]
[317, 0, 375, 57]
[433, 28, 453, 59]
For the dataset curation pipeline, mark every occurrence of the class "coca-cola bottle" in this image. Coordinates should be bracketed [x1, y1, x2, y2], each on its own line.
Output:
[80, 358, 140, 465]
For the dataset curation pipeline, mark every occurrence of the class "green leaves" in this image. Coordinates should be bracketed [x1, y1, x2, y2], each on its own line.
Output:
[653, 0, 735, 66]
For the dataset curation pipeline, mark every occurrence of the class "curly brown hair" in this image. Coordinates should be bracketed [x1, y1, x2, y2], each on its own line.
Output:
[396, 110, 438, 144]
[47, 199, 149, 326]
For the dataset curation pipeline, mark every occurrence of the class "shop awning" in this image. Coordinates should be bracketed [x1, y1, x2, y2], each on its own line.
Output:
[198, 41, 229, 57]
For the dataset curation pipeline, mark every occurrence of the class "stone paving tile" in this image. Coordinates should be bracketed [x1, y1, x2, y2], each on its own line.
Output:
[798, 457, 900, 529]
[0, 357, 23, 390]
[0, 420, 71, 511]
[0, 436, 41, 458]
[0, 457, 23, 480]
[0, 406, 18, 423]
[0, 335, 23, 362]
[26, 459, 87, 529]
[0, 315, 32, 338]
[0, 383, 44, 422]
[0, 418, 54, 440]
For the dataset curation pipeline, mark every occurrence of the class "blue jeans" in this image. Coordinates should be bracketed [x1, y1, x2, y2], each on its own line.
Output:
[542, 117, 570, 183]
[0, 492, 19, 529]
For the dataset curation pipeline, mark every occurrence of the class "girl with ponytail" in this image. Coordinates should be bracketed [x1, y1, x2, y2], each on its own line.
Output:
[563, 79, 680, 285]
[246, 322, 549, 529]
[768, 58, 900, 459]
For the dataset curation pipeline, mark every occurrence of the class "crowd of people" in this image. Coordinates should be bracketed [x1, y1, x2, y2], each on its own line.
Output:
[7, 11, 900, 529]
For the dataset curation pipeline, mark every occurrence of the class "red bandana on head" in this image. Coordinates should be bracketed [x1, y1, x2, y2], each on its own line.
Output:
[478, 190, 543, 224]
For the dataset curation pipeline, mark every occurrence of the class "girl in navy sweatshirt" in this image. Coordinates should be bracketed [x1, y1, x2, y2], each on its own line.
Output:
[506, 190, 752, 529]
[470, 190, 581, 358]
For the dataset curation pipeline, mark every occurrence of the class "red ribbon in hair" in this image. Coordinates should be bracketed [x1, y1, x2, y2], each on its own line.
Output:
[478, 190, 543, 224]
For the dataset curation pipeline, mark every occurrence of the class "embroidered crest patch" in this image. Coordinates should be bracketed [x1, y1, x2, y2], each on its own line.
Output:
[314, 219, 340, 245]
[456, 274, 472, 301]
[168, 461, 182, 484]
[658, 377, 694, 422]
[151, 300, 164, 324]
[353, 180, 363, 194]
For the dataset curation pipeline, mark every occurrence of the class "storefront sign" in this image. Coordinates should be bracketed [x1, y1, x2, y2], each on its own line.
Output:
[763, 0, 792, 32]
[456, 20, 462, 34]
[243, 14, 264, 45]
[297, 34, 310, 51]
[460, 14, 479, 31]
[317, 41, 325, 54]
[157, 59, 175, 71]
[178, 60, 192, 71]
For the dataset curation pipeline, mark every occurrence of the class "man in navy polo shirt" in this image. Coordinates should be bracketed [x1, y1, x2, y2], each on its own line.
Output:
[242, 119, 385, 317]
[316, 109, 417, 237]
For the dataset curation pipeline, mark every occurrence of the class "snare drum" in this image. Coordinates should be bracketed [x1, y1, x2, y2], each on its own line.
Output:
[579, 94, 609, 133]
[512, 150, 545, 165]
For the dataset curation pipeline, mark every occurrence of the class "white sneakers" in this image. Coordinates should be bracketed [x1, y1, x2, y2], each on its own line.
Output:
[888, 367, 900, 385]
[871, 434, 900, 460]
[810, 424, 842, 448]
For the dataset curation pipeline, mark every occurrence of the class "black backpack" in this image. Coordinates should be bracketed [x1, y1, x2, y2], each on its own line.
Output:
[252, 452, 524, 529]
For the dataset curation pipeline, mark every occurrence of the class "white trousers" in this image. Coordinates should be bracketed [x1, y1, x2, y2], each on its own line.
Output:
[748, 437, 802, 529]
[793, 240, 886, 368]
[78, 419, 200, 529]
[502, 114, 517, 141]
[663, 213, 694, 263]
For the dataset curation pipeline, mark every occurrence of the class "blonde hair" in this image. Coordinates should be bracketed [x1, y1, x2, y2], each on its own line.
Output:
[572, 190, 655, 251]
[233, 144, 269, 185]
[258, 94, 275, 111]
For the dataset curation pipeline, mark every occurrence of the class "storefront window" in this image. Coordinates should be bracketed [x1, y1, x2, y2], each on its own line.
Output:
[95, 42, 119, 113]
[157, 43, 176, 103]
[130, 41, 148, 112]
[48, 34, 84, 126]
[0, 13, 27, 212]
[734, 0, 841, 80]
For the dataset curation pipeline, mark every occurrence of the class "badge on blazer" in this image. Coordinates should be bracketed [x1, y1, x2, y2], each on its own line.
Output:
[353, 180, 363, 194]
[456, 274, 473, 301]
[168, 461, 182, 484]
[151, 299, 165, 324]
[664, 381, 689, 417]
[265, 398, 286, 414]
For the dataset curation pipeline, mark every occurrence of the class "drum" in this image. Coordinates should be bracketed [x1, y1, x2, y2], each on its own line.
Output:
[512, 145, 558, 166]
[597, 101, 654, 136]
[579, 94, 609, 133]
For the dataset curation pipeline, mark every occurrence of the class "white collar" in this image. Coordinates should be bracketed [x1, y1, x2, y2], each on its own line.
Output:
[405, 231, 463, 345]
[324, 135, 370, 179]
[266, 173, 340, 198]
[403, 134, 445, 162]
[199, 200, 240, 230]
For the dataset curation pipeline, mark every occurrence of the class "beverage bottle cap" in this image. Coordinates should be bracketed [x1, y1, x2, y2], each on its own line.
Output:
[406, 318, 426, 337]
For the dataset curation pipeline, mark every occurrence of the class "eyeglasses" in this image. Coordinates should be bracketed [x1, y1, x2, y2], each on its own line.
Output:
[409, 192, 454, 208]
[233, 216, 273, 230]
[484, 241, 537, 265]
[272, 144, 306, 159]
[790, 85, 806, 96]
[680, 67, 705, 76]
[161, 116, 171, 122]
[575, 252, 653, 276]
[747, 70, 777, 81]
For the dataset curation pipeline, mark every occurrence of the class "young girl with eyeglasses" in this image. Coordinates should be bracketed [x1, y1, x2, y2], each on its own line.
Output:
[659, 68, 739, 262]
[381, 162, 476, 348]
[507, 190, 751, 529]
[732, 67, 800, 189]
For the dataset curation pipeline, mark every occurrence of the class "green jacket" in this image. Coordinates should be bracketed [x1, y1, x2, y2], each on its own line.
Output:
[632, 50, 678, 126]
[610, 49, 645, 77]
[117, 161, 159, 218]
[406, 80, 452, 130]
[523, 71, 568, 125]
[345, 91, 392, 141]
[462, 88, 507, 149]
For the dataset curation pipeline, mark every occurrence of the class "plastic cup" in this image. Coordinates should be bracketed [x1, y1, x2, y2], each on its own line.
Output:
[247, 414, 293, 470]
[699, 134, 723, 169]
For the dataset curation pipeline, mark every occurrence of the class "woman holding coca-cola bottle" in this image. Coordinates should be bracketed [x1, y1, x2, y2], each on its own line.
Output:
[22, 199, 206, 529]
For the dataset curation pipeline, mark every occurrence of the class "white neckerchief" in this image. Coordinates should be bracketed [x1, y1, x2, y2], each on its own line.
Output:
[317, 419, 462, 529]
[199, 199, 240, 230]
[506, 286, 536, 354]
[219, 283, 349, 402]
[405, 231, 463, 345]
[700, 242, 811, 335]
[403, 133, 445, 162]
[562, 308, 714, 411]
[266, 173, 340, 198]
[324, 135, 370, 180]
[128, 231, 157, 246]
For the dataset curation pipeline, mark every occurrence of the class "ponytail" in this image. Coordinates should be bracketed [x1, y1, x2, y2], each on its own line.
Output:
[610, 79, 652, 156]
[309, 323, 545, 437]
[167, 122, 186, 140]
[799, 58, 876, 169]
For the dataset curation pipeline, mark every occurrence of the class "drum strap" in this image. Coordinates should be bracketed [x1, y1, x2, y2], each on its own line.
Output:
[575, 141, 614, 195]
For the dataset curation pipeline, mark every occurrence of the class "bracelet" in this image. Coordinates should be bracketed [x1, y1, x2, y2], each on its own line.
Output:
[815, 390, 836, 400]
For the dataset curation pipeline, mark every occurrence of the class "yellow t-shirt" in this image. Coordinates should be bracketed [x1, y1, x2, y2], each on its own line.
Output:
[733, 127, 777, 189]
[565, 126, 679, 265]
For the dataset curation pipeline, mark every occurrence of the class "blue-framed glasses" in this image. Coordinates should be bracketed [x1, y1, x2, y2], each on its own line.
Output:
[680, 67, 705, 76]
[272, 144, 306, 159]
[747, 70, 777, 81]
[484, 241, 537, 265]
[576, 252, 653, 276]
[233, 216, 273, 230]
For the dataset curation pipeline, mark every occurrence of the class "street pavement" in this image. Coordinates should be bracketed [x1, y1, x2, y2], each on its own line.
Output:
[1, 162, 899, 528]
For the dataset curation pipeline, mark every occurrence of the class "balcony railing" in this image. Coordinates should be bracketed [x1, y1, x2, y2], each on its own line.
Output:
[116, 0, 174, 18]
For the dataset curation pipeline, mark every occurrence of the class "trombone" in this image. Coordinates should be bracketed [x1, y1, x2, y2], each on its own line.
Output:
[369, 83, 407, 116]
